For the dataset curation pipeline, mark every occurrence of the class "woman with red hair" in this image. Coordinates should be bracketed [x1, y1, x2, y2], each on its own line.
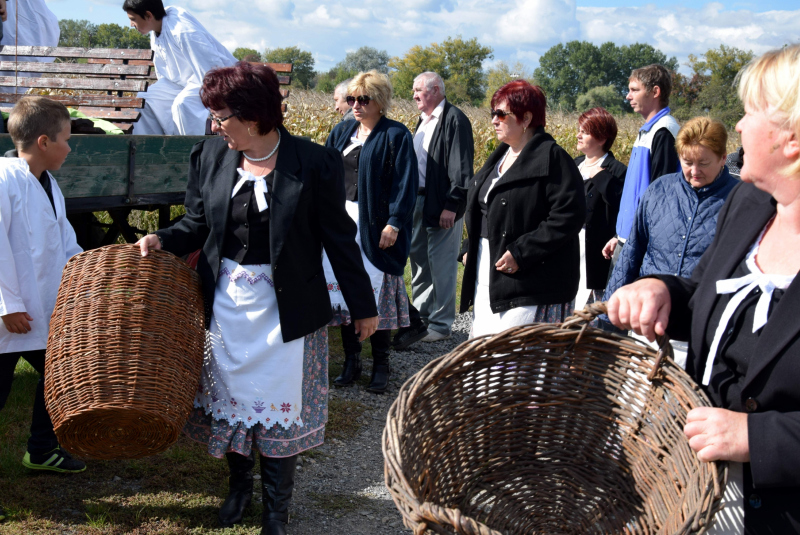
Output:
[137, 61, 378, 535]
[574, 107, 627, 309]
[460, 80, 586, 336]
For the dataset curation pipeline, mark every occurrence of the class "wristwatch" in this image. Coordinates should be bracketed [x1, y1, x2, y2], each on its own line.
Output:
[389, 225, 399, 232]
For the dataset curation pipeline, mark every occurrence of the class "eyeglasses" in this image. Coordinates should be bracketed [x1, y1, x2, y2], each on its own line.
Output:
[490, 109, 515, 120]
[208, 113, 237, 127]
[346, 95, 371, 106]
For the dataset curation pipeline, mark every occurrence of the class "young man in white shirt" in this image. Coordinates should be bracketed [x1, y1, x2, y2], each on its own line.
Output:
[123, 0, 237, 135]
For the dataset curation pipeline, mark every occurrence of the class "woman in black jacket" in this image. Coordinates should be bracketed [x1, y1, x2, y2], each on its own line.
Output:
[460, 80, 586, 337]
[573, 107, 626, 309]
[137, 62, 378, 535]
[608, 44, 800, 534]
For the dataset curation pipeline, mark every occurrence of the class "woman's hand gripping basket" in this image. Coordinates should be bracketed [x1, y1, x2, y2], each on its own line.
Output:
[44, 244, 205, 460]
[383, 303, 726, 535]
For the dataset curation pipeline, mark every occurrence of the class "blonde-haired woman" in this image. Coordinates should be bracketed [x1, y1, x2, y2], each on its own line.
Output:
[325, 70, 418, 393]
[608, 44, 800, 534]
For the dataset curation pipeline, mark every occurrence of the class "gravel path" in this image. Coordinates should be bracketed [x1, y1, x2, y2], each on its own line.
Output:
[284, 313, 472, 534]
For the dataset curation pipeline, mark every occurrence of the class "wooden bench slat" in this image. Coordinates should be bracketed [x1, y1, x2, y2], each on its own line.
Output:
[78, 107, 141, 120]
[0, 46, 154, 60]
[0, 76, 148, 92]
[0, 93, 144, 108]
[112, 123, 135, 134]
[86, 58, 156, 66]
[0, 61, 150, 76]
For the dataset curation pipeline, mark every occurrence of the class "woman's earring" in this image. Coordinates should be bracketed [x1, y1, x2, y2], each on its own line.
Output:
[523, 126, 527, 133]
[248, 127, 256, 137]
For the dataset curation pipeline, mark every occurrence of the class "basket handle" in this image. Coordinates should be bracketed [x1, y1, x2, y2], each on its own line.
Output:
[411, 502, 502, 535]
[564, 301, 673, 381]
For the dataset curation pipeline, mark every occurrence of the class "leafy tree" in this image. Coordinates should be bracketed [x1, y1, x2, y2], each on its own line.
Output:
[263, 46, 315, 88]
[336, 46, 390, 74]
[233, 47, 261, 62]
[58, 20, 149, 49]
[484, 61, 532, 106]
[389, 36, 492, 106]
[93, 23, 150, 49]
[58, 19, 97, 48]
[673, 45, 754, 127]
[533, 41, 677, 111]
[575, 85, 626, 114]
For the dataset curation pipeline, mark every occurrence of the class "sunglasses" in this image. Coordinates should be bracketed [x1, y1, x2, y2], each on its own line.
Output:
[490, 109, 515, 120]
[208, 113, 237, 127]
[346, 95, 372, 106]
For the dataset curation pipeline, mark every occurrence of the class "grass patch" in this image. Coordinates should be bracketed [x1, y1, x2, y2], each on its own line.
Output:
[326, 398, 367, 441]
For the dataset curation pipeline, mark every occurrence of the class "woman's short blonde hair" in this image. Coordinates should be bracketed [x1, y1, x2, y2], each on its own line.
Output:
[348, 70, 392, 113]
[738, 44, 800, 176]
[675, 117, 728, 160]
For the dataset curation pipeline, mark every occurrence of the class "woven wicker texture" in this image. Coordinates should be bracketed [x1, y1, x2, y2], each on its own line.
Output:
[45, 244, 205, 460]
[384, 303, 726, 535]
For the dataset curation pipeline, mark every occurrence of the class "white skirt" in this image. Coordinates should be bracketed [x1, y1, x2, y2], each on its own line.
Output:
[471, 238, 538, 338]
[323, 200, 383, 311]
[194, 258, 305, 431]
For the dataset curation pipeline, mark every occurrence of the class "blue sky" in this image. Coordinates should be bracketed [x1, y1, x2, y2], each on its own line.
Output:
[46, 0, 800, 72]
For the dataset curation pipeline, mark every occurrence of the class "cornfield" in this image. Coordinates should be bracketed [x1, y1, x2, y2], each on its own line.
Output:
[283, 89, 741, 172]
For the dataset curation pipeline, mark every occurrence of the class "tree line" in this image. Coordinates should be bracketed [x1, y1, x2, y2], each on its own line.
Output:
[59, 18, 759, 127]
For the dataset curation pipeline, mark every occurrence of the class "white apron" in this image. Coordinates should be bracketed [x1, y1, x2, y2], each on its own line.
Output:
[323, 200, 383, 311]
[194, 259, 304, 431]
[471, 238, 538, 338]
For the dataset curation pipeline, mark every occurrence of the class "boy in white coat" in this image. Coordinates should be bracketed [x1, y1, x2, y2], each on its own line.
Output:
[123, 0, 237, 135]
[0, 97, 85, 509]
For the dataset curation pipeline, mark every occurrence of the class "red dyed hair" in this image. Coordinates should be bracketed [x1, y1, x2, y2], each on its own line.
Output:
[201, 61, 284, 135]
[578, 107, 618, 152]
[490, 80, 546, 129]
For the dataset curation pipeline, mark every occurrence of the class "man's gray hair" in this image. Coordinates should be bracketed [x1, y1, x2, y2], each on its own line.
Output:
[335, 79, 353, 97]
[414, 72, 445, 95]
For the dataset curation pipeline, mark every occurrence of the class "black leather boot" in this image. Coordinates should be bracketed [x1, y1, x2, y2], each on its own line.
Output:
[366, 353, 390, 394]
[333, 352, 361, 387]
[260, 455, 298, 535]
[219, 451, 255, 527]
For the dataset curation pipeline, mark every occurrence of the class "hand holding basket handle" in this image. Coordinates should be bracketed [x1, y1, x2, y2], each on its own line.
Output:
[606, 277, 671, 342]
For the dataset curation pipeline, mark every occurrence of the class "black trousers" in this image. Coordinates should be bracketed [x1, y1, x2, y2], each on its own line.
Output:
[340, 325, 390, 360]
[0, 349, 59, 454]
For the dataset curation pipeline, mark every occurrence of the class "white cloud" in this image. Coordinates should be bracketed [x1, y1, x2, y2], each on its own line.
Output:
[577, 5, 800, 72]
[498, 0, 580, 46]
[301, 5, 343, 28]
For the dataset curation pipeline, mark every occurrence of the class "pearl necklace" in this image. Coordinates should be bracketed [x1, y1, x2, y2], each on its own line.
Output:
[243, 130, 281, 162]
[581, 153, 607, 168]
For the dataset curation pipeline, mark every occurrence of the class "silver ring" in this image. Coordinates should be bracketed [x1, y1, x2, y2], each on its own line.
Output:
[506, 268, 512, 272]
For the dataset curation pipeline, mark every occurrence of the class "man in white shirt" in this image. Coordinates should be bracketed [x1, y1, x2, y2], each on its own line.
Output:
[123, 0, 236, 135]
[393, 72, 473, 347]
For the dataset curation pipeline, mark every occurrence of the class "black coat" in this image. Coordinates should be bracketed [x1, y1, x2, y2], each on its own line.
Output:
[460, 128, 586, 314]
[156, 127, 378, 342]
[657, 182, 800, 532]
[414, 99, 474, 226]
[574, 153, 627, 289]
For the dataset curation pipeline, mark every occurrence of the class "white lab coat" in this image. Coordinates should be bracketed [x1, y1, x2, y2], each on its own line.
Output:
[0, 159, 81, 353]
[133, 6, 236, 135]
[0, 0, 60, 94]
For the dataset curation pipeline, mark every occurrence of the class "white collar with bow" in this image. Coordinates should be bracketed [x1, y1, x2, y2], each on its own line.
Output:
[702, 220, 795, 385]
[232, 168, 269, 212]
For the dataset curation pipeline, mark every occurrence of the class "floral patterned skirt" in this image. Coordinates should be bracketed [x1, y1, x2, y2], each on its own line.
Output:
[184, 327, 329, 458]
[329, 272, 410, 331]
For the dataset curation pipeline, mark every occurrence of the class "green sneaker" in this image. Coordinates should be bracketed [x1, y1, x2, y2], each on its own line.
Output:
[22, 446, 86, 473]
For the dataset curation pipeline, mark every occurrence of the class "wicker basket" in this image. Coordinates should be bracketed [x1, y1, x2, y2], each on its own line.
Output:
[45, 244, 205, 460]
[384, 303, 726, 535]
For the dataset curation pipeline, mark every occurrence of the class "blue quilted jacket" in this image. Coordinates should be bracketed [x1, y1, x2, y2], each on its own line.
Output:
[604, 167, 737, 301]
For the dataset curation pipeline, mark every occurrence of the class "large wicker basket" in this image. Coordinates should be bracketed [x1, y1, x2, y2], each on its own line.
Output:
[384, 304, 726, 535]
[45, 244, 205, 460]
